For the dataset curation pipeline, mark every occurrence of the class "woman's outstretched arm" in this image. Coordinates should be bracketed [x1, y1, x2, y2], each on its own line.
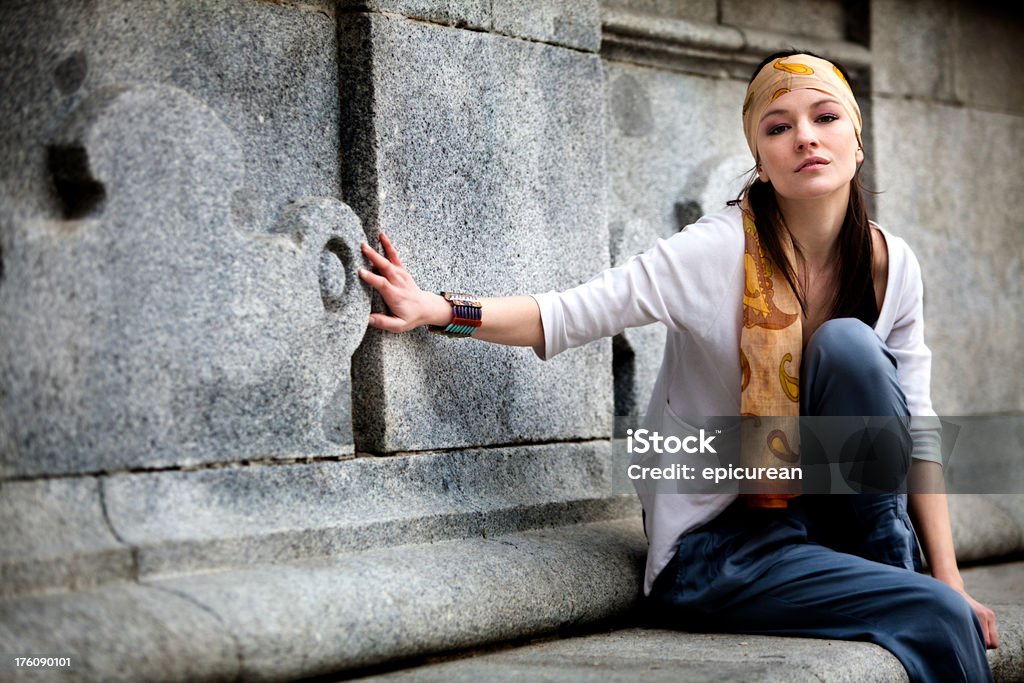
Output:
[358, 232, 544, 352]
[909, 461, 1000, 649]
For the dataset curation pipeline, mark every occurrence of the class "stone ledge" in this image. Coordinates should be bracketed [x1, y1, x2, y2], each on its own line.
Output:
[0, 517, 647, 682]
[348, 564, 1024, 682]
[2, 442, 638, 599]
[600, 6, 871, 80]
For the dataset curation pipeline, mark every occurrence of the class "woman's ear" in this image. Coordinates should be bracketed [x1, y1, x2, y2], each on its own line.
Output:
[856, 145, 865, 165]
[757, 161, 769, 183]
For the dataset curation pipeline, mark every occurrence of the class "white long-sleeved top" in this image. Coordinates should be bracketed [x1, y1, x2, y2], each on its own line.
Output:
[530, 204, 940, 596]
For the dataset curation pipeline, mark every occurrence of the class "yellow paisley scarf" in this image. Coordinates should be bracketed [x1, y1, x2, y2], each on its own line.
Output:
[737, 54, 861, 508]
[740, 208, 802, 508]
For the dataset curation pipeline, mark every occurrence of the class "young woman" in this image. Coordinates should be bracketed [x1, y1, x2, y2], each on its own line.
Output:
[357, 51, 998, 682]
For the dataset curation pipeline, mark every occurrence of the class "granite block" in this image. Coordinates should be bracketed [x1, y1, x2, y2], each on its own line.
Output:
[340, 13, 611, 453]
[989, 495, 1024, 538]
[0, 0, 369, 477]
[721, 0, 846, 43]
[603, 65, 752, 415]
[952, 4, 1024, 114]
[872, 98, 1024, 414]
[943, 417, 1024, 494]
[873, 0, 1024, 112]
[0, 0, 339, 233]
[871, 0, 957, 101]
[947, 495, 1023, 564]
[963, 561, 1024, 606]
[0, 582, 240, 682]
[337, 0, 491, 31]
[100, 442, 632, 578]
[0, 81, 369, 477]
[338, 1, 600, 50]
[985, 604, 1024, 683]
[601, 0, 718, 25]
[0, 477, 134, 599]
[492, 0, 601, 52]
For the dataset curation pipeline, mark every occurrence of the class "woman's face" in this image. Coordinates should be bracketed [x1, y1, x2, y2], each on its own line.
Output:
[754, 87, 864, 203]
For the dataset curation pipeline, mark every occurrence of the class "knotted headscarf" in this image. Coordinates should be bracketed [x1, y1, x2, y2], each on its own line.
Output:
[741, 53, 862, 161]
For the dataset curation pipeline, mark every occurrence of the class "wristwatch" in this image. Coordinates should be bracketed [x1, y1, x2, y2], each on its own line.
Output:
[428, 291, 482, 337]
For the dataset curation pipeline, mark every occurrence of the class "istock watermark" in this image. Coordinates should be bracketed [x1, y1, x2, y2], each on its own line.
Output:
[625, 427, 718, 454]
[611, 414, 1024, 496]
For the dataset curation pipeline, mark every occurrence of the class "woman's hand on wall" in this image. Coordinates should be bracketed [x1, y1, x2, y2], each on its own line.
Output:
[359, 231, 544, 349]
[359, 232, 450, 333]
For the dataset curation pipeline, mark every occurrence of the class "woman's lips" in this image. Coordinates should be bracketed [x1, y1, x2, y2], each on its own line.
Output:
[797, 158, 830, 172]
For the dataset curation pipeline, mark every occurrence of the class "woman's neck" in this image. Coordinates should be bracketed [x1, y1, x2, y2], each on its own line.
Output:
[776, 189, 849, 271]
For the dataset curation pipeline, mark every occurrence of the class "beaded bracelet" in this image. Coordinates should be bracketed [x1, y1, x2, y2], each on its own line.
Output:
[428, 291, 482, 338]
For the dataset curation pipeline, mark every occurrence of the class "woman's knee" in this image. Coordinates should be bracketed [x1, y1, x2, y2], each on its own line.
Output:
[806, 318, 894, 383]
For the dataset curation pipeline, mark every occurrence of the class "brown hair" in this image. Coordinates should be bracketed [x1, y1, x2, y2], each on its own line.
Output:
[728, 50, 878, 325]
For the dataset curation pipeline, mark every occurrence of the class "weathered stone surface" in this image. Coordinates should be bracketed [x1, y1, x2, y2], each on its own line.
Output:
[989, 495, 1024, 537]
[947, 495, 1023, 564]
[100, 442, 636, 578]
[0, 0, 339, 233]
[984, 603, 1024, 683]
[871, 0, 958, 101]
[358, 627, 909, 682]
[873, 0, 1024, 113]
[942, 417, 1024, 494]
[0, 83, 369, 478]
[0, 1, 368, 478]
[337, 0, 491, 32]
[601, 0, 718, 25]
[0, 477, 134, 599]
[1, 518, 644, 681]
[0, 582, 240, 682]
[338, 1, 601, 50]
[721, 0, 846, 42]
[492, 0, 601, 52]
[953, 4, 1024, 114]
[963, 561, 1024, 606]
[872, 98, 1024, 414]
[148, 518, 646, 680]
[341, 13, 610, 453]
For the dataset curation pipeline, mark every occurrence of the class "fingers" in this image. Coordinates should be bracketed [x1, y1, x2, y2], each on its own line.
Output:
[360, 241, 395, 275]
[966, 595, 1000, 649]
[379, 231, 405, 269]
[368, 312, 411, 333]
[358, 266, 390, 292]
[983, 609, 999, 649]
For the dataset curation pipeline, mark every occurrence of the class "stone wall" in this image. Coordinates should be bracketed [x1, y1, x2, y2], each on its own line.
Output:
[871, 0, 1024, 415]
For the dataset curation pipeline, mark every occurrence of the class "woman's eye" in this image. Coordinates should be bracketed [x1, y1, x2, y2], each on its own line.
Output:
[818, 113, 839, 123]
[767, 124, 789, 136]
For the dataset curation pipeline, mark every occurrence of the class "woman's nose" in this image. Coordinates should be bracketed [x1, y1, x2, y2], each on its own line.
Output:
[797, 139, 818, 150]
[796, 125, 819, 150]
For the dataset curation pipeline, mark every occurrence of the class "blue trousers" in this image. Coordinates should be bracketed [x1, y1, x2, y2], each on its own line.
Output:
[648, 319, 992, 683]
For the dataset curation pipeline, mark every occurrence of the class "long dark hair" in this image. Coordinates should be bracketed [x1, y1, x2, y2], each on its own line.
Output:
[727, 50, 877, 325]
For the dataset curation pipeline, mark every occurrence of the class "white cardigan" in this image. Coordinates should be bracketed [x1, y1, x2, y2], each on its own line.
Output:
[530, 204, 941, 595]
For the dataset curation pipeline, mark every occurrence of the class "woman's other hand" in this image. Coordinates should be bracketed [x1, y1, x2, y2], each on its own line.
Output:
[359, 232, 448, 333]
[958, 589, 1000, 650]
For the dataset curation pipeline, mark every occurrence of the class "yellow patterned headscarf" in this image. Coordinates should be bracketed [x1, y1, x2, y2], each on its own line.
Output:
[741, 54, 862, 161]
